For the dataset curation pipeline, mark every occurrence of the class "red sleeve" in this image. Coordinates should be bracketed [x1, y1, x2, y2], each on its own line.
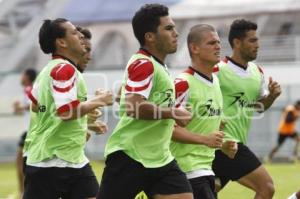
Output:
[24, 85, 38, 105]
[125, 59, 154, 99]
[50, 63, 79, 114]
[213, 65, 219, 73]
[51, 63, 76, 93]
[174, 78, 189, 108]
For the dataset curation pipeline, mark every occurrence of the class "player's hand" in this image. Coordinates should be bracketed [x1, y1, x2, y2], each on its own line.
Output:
[268, 77, 281, 99]
[88, 120, 108, 134]
[86, 132, 91, 141]
[13, 101, 23, 115]
[173, 107, 192, 127]
[221, 140, 238, 159]
[87, 108, 102, 124]
[219, 120, 227, 131]
[204, 131, 224, 148]
[95, 89, 113, 106]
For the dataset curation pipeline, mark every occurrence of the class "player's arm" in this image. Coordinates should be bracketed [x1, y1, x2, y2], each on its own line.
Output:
[50, 63, 113, 121]
[31, 103, 38, 113]
[256, 67, 281, 112]
[221, 140, 238, 159]
[124, 59, 191, 126]
[26, 82, 39, 113]
[58, 89, 113, 121]
[115, 86, 122, 104]
[172, 125, 224, 148]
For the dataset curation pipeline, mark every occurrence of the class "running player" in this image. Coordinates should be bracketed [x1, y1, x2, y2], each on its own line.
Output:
[23, 18, 113, 199]
[97, 4, 193, 199]
[13, 68, 37, 197]
[212, 19, 281, 199]
[76, 26, 107, 137]
[170, 24, 237, 199]
[269, 100, 300, 160]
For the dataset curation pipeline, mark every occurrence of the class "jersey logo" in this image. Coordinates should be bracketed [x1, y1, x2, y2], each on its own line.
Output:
[228, 92, 256, 108]
[38, 105, 46, 112]
[157, 89, 174, 107]
[200, 99, 221, 117]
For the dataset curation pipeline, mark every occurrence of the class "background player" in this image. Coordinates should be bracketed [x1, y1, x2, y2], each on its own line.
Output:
[269, 100, 300, 160]
[13, 68, 37, 198]
[212, 19, 281, 199]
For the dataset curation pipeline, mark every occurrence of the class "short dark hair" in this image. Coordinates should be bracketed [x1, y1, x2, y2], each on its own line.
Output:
[39, 18, 68, 54]
[76, 26, 92, 39]
[187, 24, 216, 57]
[228, 19, 257, 48]
[24, 68, 37, 83]
[132, 4, 169, 46]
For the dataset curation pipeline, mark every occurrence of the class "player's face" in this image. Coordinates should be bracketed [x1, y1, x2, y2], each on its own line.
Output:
[154, 16, 178, 54]
[197, 31, 221, 65]
[61, 22, 86, 57]
[239, 30, 259, 61]
[78, 39, 92, 72]
[21, 73, 30, 86]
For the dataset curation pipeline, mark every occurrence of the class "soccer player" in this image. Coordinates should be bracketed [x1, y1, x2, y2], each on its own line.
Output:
[13, 68, 37, 197]
[269, 100, 300, 160]
[23, 18, 113, 199]
[212, 19, 281, 199]
[76, 26, 92, 73]
[97, 4, 193, 199]
[170, 24, 237, 199]
[76, 26, 107, 136]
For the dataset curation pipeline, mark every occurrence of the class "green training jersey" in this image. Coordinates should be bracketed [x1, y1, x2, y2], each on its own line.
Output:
[170, 67, 223, 172]
[23, 108, 37, 154]
[105, 49, 175, 168]
[26, 56, 88, 164]
[215, 57, 266, 144]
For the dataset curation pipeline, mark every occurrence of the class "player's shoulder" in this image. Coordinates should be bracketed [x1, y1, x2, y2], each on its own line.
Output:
[213, 58, 229, 73]
[174, 77, 189, 95]
[256, 65, 264, 74]
[50, 63, 76, 81]
[248, 62, 264, 75]
[127, 58, 154, 81]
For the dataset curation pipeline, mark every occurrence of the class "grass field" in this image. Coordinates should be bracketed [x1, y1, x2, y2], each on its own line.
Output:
[0, 161, 298, 199]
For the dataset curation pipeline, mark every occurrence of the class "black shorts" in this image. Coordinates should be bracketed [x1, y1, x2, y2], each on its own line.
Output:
[97, 150, 192, 199]
[212, 143, 261, 188]
[23, 156, 27, 174]
[18, 131, 27, 148]
[278, 132, 298, 145]
[189, 175, 216, 199]
[23, 163, 99, 199]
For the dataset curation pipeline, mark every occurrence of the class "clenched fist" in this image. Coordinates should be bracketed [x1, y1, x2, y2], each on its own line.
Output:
[95, 88, 113, 106]
[221, 140, 238, 159]
[88, 120, 108, 135]
[268, 77, 281, 99]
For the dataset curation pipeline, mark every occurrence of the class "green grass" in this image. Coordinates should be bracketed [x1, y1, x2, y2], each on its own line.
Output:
[219, 162, 300, 199]
[0, 161, 299, 199]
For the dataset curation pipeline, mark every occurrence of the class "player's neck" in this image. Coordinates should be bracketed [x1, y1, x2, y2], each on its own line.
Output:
[142, 46, 166, 64]
[55, 50, 80, 66]
[191, 59, 213, 80]
[230, 53, 248, 69]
